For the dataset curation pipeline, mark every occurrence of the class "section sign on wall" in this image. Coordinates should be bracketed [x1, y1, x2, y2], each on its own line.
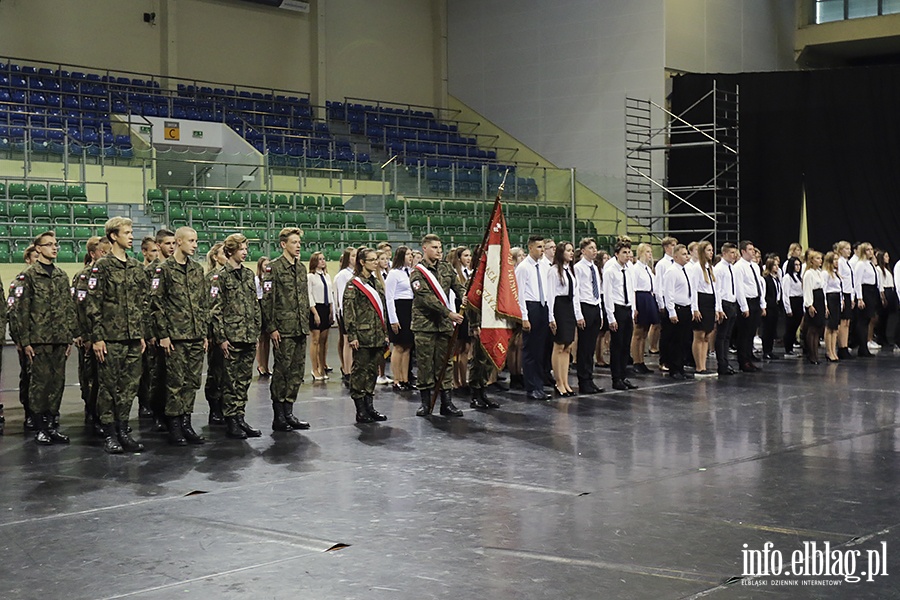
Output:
[164, 121, 181, 141]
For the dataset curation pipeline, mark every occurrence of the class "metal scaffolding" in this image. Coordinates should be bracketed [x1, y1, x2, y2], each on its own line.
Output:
[625, 80, 739, 249]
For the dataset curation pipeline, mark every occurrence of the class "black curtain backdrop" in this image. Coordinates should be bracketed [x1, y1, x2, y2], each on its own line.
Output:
[669, 66, 900, 259]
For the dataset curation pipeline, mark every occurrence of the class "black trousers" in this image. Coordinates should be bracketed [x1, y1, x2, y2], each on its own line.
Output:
[736, 297, 762, 366]
[855, 284, 880, 353]
[783, 296, 804, 353]
[668, 305, 693, 375]
[658, 308, 672, 367]
[609, 305, 633, 381]
[576, 303, 602, 385]
[522, 301, 550, 393]
[716, 301, 738, 371]
[761, 302, 781, 355]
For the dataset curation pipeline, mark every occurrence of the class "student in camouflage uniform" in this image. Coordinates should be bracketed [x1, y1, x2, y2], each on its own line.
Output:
[203, 242, 227, 425]
[261, 227, 312, 432]
[18, 231, 76, 444]
[136, 235, 158, 419]
[7, 246, 39, 431]
[342, 247, 389, 423]
[85, 218, 148, 454]
[141, 229, 176, 433]
[210, 234, 262, 439]
[467, 324, 501, 410]
[72, 236, 110, 437]
[409, 234, 466, 417]
[150, 227, 209, 446]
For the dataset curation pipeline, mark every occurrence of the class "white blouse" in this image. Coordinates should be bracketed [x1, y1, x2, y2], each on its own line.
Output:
[333, 268, 354, 315]
[631, 261, 655, 293]
[781, 272, 803, 313]
[308, 270, 333, 305]
[802, 269, 825, 308]
[546, 265, 584, 323]
[823, 270, 843, 295]
[384, 267, 414, 325]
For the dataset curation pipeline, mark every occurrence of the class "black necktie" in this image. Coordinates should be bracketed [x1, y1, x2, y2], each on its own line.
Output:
[728, 263, 735, 296]
[536, 262, 545, 304]
[647, 264, 653, 294]
[320, 273, 329, 307]
[683, 266, 691, 297]
[590, 265, 599, 300]
[754, 267, 761, 298]
[708, 266, 715, 300]
[872, 262, 878, 283]
[622, 268, 628, 305]
[565, 269, 573, 297]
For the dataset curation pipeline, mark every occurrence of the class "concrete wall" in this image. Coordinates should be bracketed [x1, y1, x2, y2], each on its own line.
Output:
[0, 0, 444, 106]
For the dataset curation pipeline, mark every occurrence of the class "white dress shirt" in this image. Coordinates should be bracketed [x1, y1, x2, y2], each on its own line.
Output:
[602, 258, 636, 326]
[838, 256, 856, 300]
[854, 259, 883, 297]
[573, 257, 602, 306]
[632, 261, 655, 293]
[880, 267, 894, 289]
[781, 272, 803, 314]
[688, 261, 722, 313]
[713, 259, 747, 312]
[384, 267, 413, 325]
[333, 267, 354, 316]
[547, 265, 583, 323]
[824, 270, 843, 295]
[654, 254, 675, 310]
[515, 255, 549, 322]
[803, 268, 825, 309]
[664, 263, 693, 318]
[733, 257, 766, 310]
[893, 262, 900, 303]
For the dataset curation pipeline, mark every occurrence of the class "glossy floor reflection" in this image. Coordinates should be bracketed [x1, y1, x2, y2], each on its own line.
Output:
[1, 346, 899, 599]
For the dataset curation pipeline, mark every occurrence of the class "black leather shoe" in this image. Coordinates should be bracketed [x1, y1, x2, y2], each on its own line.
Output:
[632, 363, 651, 375]
[470, 388, 488, 409]
[181, 415, 205, 445]
[138, 405, 154, 419]
[622, 379, 638, 389]
[416, 389, 433, 417]
[236, 415, 262, 437]
[354, 397, 374, 423]
[763, 353, 780, 360]
[740, 363, 760, 373]
[439, 390, 463, 417]
[166, 415, 187, 446]
[271, 402, 294, 432]
[208, 400, 225, 426]
[225, 416, 247, 439]
[527, 390, 549, 401]
[670, 372, 687, 381]
[364, 395, 387, 421]
[283, 402, 311, 429]
[46, 420, 70, 444]
[612, 379, 628, 391]
[23, 413, 36, 431]
[152, 416, 168, 433]
[554, 386, 568, 398]
[103, 424, 124, 454]
[717, 368, 735, 376]
[117, 421, 145, 453]
[808, 359, 820, 365]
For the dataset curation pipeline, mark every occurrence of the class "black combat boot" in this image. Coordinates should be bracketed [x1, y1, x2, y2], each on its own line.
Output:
[470, 387, 488, 409]
[354, 397, 374, 423]
[271, 402, 293, 432]
[181, 414, 205, 445]
[103, 423, 123, 454]
[225, 416, 247, 439]
[236, 414, 262, 437]
[480, 388, 500, 409]
[439, 389, 463, 417]
[166, 415, 187, 446]
[116, 421, 144, 453]
[208, 399, 225, 426]
[364, 395, 387, 421]
[23, 410, 36, 432]
[45, 413, 70, 444]
[152, 412, 168, 433]
[138, 404, 153, 419]
[416, 389, 433, 417]
[34, 414, 53, 445]
[283, 402, 310, 430]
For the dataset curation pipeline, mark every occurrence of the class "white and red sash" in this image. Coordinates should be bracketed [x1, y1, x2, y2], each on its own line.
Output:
[350, 277, 385, 328]
[414, 263, 450, 308]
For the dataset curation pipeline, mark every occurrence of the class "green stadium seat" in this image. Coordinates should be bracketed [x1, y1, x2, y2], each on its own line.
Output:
[73, 225, 92, 239]
[58, 241, 76, 263]
[31, 203, 51, 220]
[229, 192, 247, 207]
[10, 225, 29, 238]
[50, 185, 68, 202]
[330, 196, 343, 208]
[198, 190, 215, 206]
[8, 183, 28, 200]
[181, 189, 198, 205]
[248, 243, 264, 261]
[251, 209, 267, 225]
[0, 183, 5, 199]
[303, 230, 320, 243]
[166, 189, 181, 202]
[273, 194, 290, 207]
[327, 249, 342, 261]
[147, 189, 164, 202]
[168, 205, 186, 222]
[68, 185, 87, 202]
[375, 232, 388, 242]
[302, 195, 317, 207]
[0, 201, 8, 217]
[90, 204, 108, 222]
[0, 240, 10, 263]
[55, 225, 73, 239]
[216, 191, 230, 205]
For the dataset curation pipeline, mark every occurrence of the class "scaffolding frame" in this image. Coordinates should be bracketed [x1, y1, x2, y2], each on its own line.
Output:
[625, 79, 739, 249]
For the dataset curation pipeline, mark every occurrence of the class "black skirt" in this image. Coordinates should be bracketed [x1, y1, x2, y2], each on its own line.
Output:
[553, 295, 577, 345]
[826, 292, 842, 330]
[635, 290, 660, 326]
[309, 302, 333, 331]
[692, 292, 716, 333]
[859, 284, 879, 319]
[841, 292, 853, 320]
[388, 298, 414, 345]
[809, 288, 826, 328]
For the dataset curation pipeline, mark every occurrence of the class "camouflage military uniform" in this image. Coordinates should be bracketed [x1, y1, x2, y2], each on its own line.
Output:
[343, 274, 388, 401]
[203, 265, 225, 415]
[261, 255, 311, 406]
[409, 258, 465, 390]
[72, 265, 100, 422]
[7, 272, 31, 418]
[150, 256, 210, 418]
[85, 254, 148, 425]
[139, 258, 166, 421]
[18, 262, 76, 417]
[210, 263, 260, 418]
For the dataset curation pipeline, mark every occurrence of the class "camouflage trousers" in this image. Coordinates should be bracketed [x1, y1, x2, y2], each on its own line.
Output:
[17, 347, 30, 410]
[350, 346, 380, 400]
[165, 339, 205, 417]
[413, 331, 453, 390]
[222, 342, 255, 417]
[137, 344, 154, 409]
[468, 340, 495, 389]
[204, 343, 225, 403]
[96, 340, 143, 425]
[28, 344, 67, 415]
[78, 344, 99, 414]
[270, 334, 306, 404]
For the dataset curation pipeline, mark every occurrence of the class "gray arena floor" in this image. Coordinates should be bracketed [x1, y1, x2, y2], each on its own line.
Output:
[0, 343, 898, 599]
